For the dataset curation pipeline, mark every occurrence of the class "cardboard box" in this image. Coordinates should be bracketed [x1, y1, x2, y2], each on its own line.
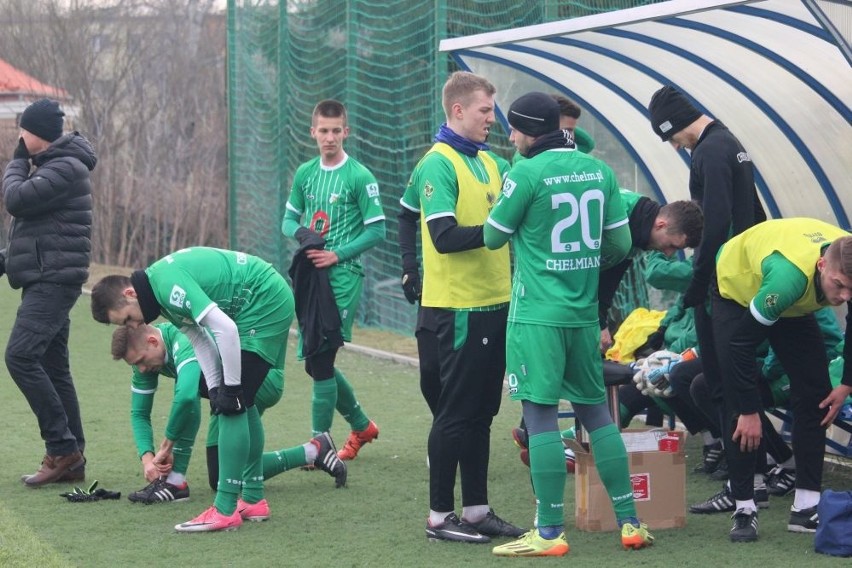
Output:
[570, 429, 686, 532]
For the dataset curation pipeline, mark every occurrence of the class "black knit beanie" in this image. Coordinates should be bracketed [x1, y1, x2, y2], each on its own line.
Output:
[648, 86, 701, 141]
[508, 92, 560, 137]
[20, 98, 65, 142]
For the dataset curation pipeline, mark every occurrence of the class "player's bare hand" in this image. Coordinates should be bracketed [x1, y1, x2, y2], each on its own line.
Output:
[819, 384, 852, 427]
[732, 413, 761, 452]
[306, 248, 339, 269]
[141, 454, 160, 482]
[599, 327, 613, 354]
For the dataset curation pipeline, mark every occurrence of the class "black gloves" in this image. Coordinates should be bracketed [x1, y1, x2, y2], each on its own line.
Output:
[401, 271, 421, 304]
[681, 282, 707, 309]
[295, 226, 325, 249]
[13, 137, 29, 160]
[210, 385, 246, 416]
[635, 326, 667, 358]
[60, 481, 121, 502]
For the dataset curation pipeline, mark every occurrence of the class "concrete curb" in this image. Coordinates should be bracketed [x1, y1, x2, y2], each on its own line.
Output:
[287, 327, 419, 368]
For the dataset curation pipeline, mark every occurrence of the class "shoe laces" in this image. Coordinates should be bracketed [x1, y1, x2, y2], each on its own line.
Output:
[193, 506, 222, 523]
[710, 486, 731, 501]
[731, 508, 756, 528]
[343, 433, 365, 452]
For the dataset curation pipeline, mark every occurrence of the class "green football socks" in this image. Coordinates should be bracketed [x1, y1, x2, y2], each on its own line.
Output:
[311, 377, 338, 436]
[334, 368, 369, 431]
[262, 445, 310, 479]
[528, 431, 567, 528]
[213, 413, 249, 515]
[240, 406, 265, 504]
[589, 423, 637, 521]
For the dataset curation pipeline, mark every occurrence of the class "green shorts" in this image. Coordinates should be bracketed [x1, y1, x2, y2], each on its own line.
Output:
[506, 322, 606, 406]
[328, 266, 362, 342]
[255, 367, 284, 413]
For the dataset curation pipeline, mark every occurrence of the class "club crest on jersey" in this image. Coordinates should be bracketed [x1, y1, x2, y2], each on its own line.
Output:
[169, 285, 187, 309]
[764, 294, 779, 309]
[366, 183, 379, 198]
[329, 193, 340, 204]
[486, 192, 496, 209]
[424, 181, 434, 200]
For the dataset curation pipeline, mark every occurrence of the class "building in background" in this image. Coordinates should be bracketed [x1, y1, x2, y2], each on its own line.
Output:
[0, 58, 76, 144]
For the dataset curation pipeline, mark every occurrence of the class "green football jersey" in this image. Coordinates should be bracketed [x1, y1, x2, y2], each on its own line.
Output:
[487, 149, 627, 326]
[145, 247, 294, 368]
[286, 154, 385, 275]
[130, 323, 199, 457]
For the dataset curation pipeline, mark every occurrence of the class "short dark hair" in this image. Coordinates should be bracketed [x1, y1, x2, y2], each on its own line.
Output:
[551, 95, 581, 120]
[660, 200, 704, 248]
[825, 235, 852, 277]
[312, 99, 347, 126]
[91, 274, 132, 323]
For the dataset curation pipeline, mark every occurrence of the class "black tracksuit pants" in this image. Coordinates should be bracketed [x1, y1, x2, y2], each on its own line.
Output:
[709, 290, 831, 500]
[419, 306, 506, 512]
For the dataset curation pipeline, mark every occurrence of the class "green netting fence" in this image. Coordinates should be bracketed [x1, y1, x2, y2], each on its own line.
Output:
[227, 0, 661, 337]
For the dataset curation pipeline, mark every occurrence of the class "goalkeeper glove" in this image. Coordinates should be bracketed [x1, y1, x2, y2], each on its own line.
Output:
[644, 355, 682, 398]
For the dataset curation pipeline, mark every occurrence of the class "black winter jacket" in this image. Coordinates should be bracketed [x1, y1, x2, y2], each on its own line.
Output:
[2, 132, 97, 289]
[288, 239, 344, 359]
[685, 121, 765, 303]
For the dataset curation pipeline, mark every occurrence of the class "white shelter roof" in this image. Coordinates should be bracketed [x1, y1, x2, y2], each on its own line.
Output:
[441, 0, 852, 228]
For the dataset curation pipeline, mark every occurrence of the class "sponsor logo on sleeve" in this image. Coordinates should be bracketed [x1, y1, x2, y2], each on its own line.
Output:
[169, 285, 187, 309]
[366, 183, 379, 198]
[502, 178, 516, 198]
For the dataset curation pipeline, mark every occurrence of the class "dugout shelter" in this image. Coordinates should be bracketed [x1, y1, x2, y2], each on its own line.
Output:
[440, 0, 852, 228]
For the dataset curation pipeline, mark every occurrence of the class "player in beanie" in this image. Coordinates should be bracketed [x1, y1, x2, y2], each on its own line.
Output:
[647, 84, 766, 542]
[4, 98, 96, 487]
[511, 94, 595, 165]
[486, 91, 654, 556]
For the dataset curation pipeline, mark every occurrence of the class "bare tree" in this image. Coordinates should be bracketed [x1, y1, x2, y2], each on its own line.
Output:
[0, 0, 228, 268]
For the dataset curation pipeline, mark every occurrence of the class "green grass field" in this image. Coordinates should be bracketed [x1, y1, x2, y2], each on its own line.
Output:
[0, 284, 849, 567]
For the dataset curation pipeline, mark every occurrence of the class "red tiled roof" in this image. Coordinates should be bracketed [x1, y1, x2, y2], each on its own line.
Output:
[0, 58, 67, 99]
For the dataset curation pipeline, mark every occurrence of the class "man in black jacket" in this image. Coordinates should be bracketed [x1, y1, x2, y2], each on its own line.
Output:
[648, 85, 766, 542]
[2, 98, 97, 487]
